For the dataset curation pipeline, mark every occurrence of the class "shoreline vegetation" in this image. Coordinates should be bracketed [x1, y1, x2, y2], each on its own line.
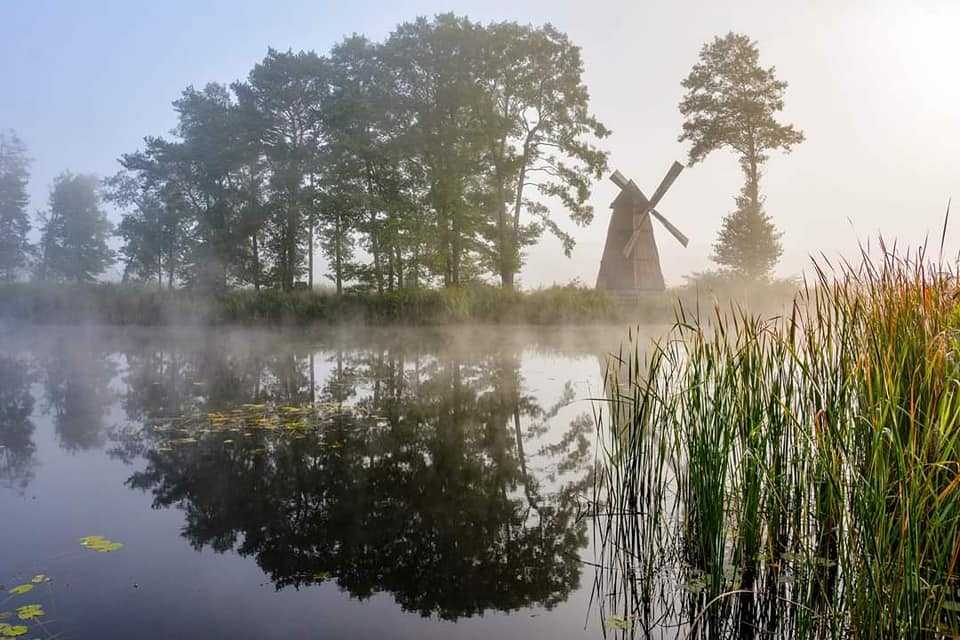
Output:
[592, 247, 960, 637]
[0, 278, 798, 326]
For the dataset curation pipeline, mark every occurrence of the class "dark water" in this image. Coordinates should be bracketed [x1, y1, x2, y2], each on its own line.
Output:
[0, 324, 655, 639]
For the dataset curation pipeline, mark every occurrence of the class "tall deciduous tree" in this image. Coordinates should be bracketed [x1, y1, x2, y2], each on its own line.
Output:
[679, 32, 803, 279]
[0, 130, 33, 281]
[37, 172, 115, 282]
[383, 14, 489, 287]
[477, 22, 610, 289]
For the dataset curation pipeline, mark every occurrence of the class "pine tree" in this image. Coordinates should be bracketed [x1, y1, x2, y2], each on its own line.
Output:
[679, 33, 803, 279]
[0, 130, 33, 281]
[37, 172, 115, 282]
[712, 189, 782, 279]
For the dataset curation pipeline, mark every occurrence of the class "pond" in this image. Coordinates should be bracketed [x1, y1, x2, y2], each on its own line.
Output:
[0, 324, 661, 639]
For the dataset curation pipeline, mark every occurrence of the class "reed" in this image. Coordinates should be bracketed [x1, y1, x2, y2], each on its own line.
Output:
[593, 243, 960, 638]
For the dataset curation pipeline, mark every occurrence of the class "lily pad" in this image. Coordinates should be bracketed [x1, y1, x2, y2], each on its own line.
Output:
[607, 615, 630, 630]
[15, 605, 43, 621]
[0, 624, 28, 637]
[6, 585, 31, 596]
[29, 575, 47, 584]
[80, 535, 124, 553]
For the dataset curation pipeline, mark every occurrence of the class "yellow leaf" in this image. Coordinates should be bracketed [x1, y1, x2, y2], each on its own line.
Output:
[7, 585, 31, 596]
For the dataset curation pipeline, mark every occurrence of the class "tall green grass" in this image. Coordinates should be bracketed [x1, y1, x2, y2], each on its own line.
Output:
[593, 245, 960, 638]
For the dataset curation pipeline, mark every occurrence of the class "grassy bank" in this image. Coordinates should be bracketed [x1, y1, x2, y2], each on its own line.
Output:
[0, 279, 796, 326]
[593, 249, 960, 637]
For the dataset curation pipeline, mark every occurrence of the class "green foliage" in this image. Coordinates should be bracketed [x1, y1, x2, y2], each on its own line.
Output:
[0, 130, 33, 282]
[36, 172, 115, 282]
[112, 16, 609, 293]
[679, 32, 803, 279]
[594, 246, 960, 637]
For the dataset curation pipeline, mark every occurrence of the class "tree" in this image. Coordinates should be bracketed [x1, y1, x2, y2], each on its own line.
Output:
[37, 172, 115, 282]
[0, 130, 33, 281]
[105, 153, 188, 288]
[169, 84, 252, 290]
[234, 49, 330, 290]
[381, 14, 490, 288]
[476, 22, 610, 289]
[679, 32, 803, 279]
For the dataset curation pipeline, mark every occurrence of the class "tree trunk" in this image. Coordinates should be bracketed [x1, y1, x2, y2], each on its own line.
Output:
[308, 221, 314, 289]
[497, 200, 515, 290]
[252, 234, 261, 292]
[334, 214, 343, 296]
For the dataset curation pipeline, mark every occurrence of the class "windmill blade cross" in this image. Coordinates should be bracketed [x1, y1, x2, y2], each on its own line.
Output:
[611, 162, 689, 258]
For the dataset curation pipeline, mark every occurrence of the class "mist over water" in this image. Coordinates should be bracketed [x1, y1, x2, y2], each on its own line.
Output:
[0, 323, 662, 640]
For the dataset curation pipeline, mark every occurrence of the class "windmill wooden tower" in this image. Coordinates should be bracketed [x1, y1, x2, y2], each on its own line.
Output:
[596, 162, 689, 293]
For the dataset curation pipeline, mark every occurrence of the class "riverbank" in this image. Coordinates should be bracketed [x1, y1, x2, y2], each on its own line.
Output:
[0, 280, 796, 327]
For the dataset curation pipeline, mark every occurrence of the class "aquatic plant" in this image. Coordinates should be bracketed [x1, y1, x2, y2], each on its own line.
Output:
[593, 241, 960, 638]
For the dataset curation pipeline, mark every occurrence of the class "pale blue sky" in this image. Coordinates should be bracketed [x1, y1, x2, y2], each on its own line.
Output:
[2, 0, 958, 285]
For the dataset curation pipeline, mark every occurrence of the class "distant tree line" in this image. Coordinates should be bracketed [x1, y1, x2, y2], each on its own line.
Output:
[0, 128, 116, 284]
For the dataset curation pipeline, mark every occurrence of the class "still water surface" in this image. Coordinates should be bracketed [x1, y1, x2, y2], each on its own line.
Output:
[0, 325, 658, 639]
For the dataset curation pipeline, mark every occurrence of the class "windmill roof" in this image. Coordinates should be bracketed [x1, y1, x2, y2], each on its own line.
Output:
[610, 187, 650, 209]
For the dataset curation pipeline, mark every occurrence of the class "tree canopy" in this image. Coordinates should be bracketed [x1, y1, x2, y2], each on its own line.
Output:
[109, 15, 609, 292]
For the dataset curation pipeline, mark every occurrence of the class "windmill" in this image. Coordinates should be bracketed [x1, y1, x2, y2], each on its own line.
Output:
[595, 161, 688, 293]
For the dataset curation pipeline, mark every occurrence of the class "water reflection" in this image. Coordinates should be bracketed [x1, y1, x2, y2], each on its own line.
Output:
[104, 334, 594, 619]
[39, 337, 117, 451]
[0, 355, 37, 491]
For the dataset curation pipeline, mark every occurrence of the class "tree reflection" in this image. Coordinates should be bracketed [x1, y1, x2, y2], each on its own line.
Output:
[0, 355, 38, 491]
[38, 337, 116, 451]
[122, 340, 592, 619]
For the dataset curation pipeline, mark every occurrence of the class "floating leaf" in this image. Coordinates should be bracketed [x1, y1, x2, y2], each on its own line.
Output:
[29, 575, 47, 584]
[311, 571, 331, 581]
[0, 624, 28, 637]
[6, 585, 31, 596]
[607, 615, 630, 630]
[15, 605, 43, 621]
[80, 535, 124, 553]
